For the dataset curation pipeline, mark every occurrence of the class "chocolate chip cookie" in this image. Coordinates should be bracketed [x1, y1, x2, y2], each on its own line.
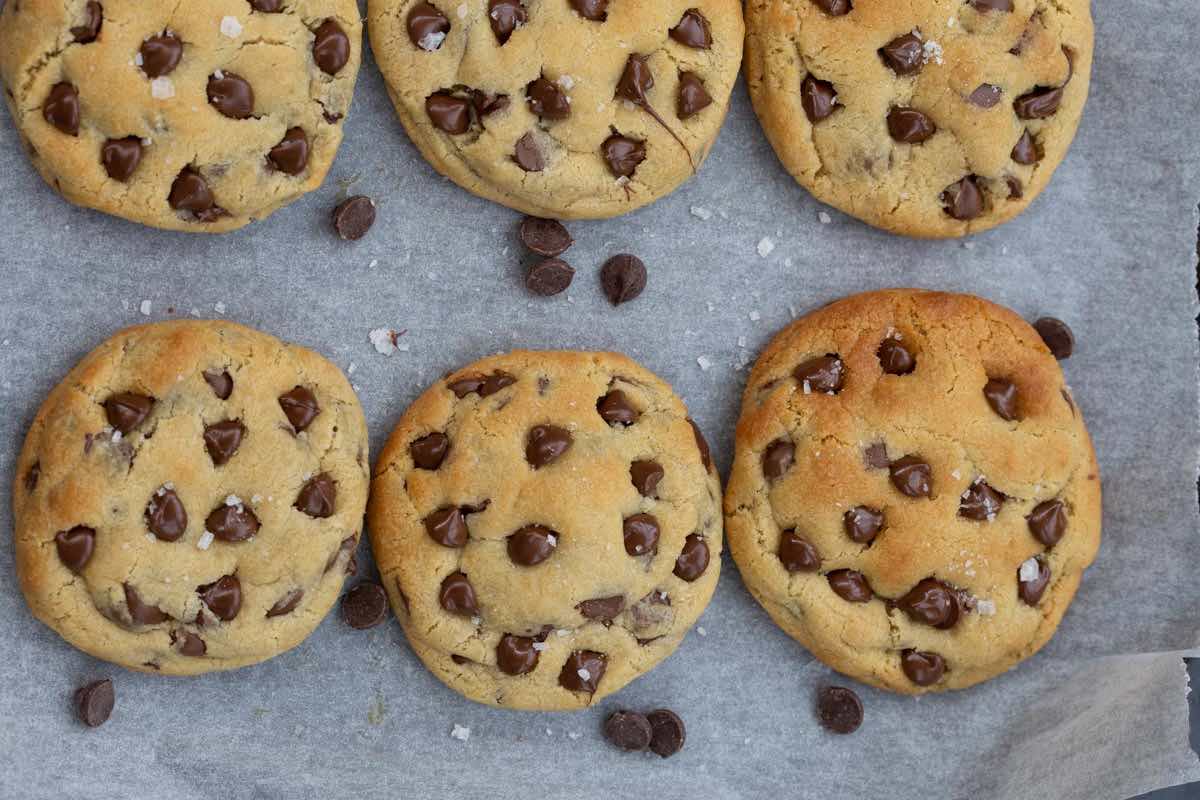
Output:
[367, 1, 743, 218]
[724, 290, 1101, 693]
[13, 320, 368, 675]
[0, 0, 361, 232]
[368, 351, 722, 709]
[744, 0, 1092, 237]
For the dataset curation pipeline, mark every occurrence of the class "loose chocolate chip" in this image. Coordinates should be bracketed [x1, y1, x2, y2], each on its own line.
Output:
[71, 2, 103, 43]
[295, 473, 336, 518]
[439, 572, 479, 615]
[597, 389, 639, 426]
[101, 137, 143, 182]
[900, 649, 945, 686]
[342, 583, 388, 629]
[676, 72, 712, 119]
[1034, 317, 1074, 359]
[205, 502, 260, 542]
[600, 254, 648, 305]
[762, 438, 795, 480]
[864, 442, 889, 469]
[140, 33, 182, 78]
[623, 513, 660, 557]
[889, 455, 932, 498]
[411, 432, 450, 469]
[313, 19, 350, 74]
[207, 73, 255, 119]
[689, 418, 713, 473]
[896, 578, 961, 629]
[513, 132, 544, 171]
[827, 569, 873, 602]
[526, 258, 574, 296]
[560, 650, 606, 692]
[526, 424, 572, 467]
[670, 9, 711, 48]
[1014, 86, 1063, 119]
[198, 575, 242, 621]
[1018, 557, 1051, 605]
[526, 76, 570, 119]
[971, 0, 1013, 11]
[816, 686, 863, 734]
[877, 337, 915, 374]
[508, 524, 558, 565]
[426, 92, 473, 133]
[145, 487, 187, 541]
[519, 217, 573, 256]
[104, 392, 153, 434]
[959, 479, 1005, 521]
[203, 420, 245, 466]
[605, 710, 652, 750]
[601, 134, 646, 178]
[878, 32, 923, 75]
[43, 83, 79, 136]
[968, 84, 1002, 108]
[813, 0, 851, 14]
[578, 595, 625, 622]
[1027, 499, 1067, 546]
[497, 634, 539, 674]
[793, 354, 845, 393]
[448, 371, 517, 398]
[424, 506, 469, 547]
[1011, 130, 1039, 164]
[984, 378, 1019, 420]
[647, 709, 687, 757]
[569, 0, 608, 21]
[55, 526, 95, 572]
[887, 107, 936, 143]
[615, 54, 654, 106]
[267, 588, 304, 617]
[172, 629, 206, 656]
[279, 385, 319, 431]
[801, 75, 838, 123]
[332, 195, 376, 241]
[74, 679, 114, 727]
[488, 0, 526, 44]
[408, 2, 450, 49]
[843, 506, 884, 544]
[1005, 176, 1024, 200]
[25, 462, 40, 493]
[630, 459, 664, 497]
[778, 529, 821, 572]
[268, 127, 309, 174]
[124, 583, 169, 625]
[941, 176, 983, 220]
[674, 534, 709, 581]
[168, 167, 220, 219]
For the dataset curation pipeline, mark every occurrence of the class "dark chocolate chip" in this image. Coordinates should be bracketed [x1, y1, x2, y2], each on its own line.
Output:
[145, 487, 187, 541]
[1006, 176, 1024, 200]
[172, 629, 206, 656]
[203, 420, 245, 466]
[630, 459, 664, 497]
[55, 526, 95, 572]
[424, 506, 470, 547]
[1027, 499, 1067, 547]
[324, 535, 357, 573]
[968, 83, 1002, 108]
[778, 529, 821, 572]
[597, 389, 639, 426]
[813, 0, 852, 14]
[816, 686, 863, 734]
[1034, 317, 1074, 359]
[408, 2, 450, 49]
[1014, 85, 1063, 119]
[889, 455, 932, 498]
[1018, 557, 1051, 605]
[140, 33, 182, 78]
[647, 709, 686, 757]
[827, 569, 873, 602]
[100, 137, 142, 181]
[497, 634, 539, 674]
[600, 254, 647, 305]
[569, 0, 608, 21]
[207, 72, 254, 119]
[896, 578, 960, 629]
[43, 82, 79, 136]
[843, 506, 884, 544]
[971, 0, 1013, 9]
[279, 385, 319, 431]
[879, 33, 923, 75]
[604, 710, 652, 750]
[984, 378, 1019, 420]
[198, 574, 242, 621]
[410, 432, 450, 469]
[508, 524, 558, 565]
[887, 107, 936, 143]
[205, 501, 260, 542]
[513, 132, 544, 171]
[673, 533, 709, 581]
[959, 479, 1005, 521]
[801, 75, 838, 123]
[332, 195, 376, 240]
[615, 54, 654, 107]
[877, 337, 915, 374]
[312, 19, 350, 75]
[251, 0, 284, 10]
[470, 89, 510, 120]
[71, 2, 103, 43]
[268, 127, 309, 174]
[488, 0, 526, 44]
[1011, 130, 1040, 164]
[623, 513, 660, 557]
[560, 650, 606, 692]
[295, 472, 336, 518]
[762, 438, 795, 480]
[689, 418, 713, 472]
[864, 442, 889, 469]
[526, 258, 574, 296]
[342, 583, 388, 629]
[266, 588, 304, 617]
[578, 595, 625, 622]
[670, 9, 711, 48]
[104, 392, 153, 433]
[676, 72, 712, 119]
[426, 92, 472, 134]
[941, 176, 983, 220]
[526, 424, 572, 467]
[793, 354, 845, 393]
[124, 583, 169, 625]
[448, 371, 516, 398]
[74, 679, 114, 727]
[900, 649, 945, 686]
[519, 217, 573, 256]
[526, 76, 570, 119]
[25, 462, 40, 493]
[439, 572, 479, 615]
[600, 135, 646, 178]
[168, 167, 221, 220]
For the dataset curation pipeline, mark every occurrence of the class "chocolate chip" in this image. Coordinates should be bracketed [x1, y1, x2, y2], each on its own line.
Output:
[800, 75, 838, 123]
[889, 455, 932, 498]
[1018, 557, 1051, 605]
[876, 337, 915, 375]
[604, 710, 652, 750]
[251, 0, 283, 10]
[827, 569, 873, 602]
[203, 420, 245, 466]
[205, 502, 260, 542]
[55, 526, 95, 572]
[140, 33, 182, 78]
[342, 583, 388, 629]
[1011, 130, 1039, 164]
[208, 73, 254, 119]
[198, 575, 242, 621]
[1014, 85, 1063, 119]
[1027, 499, 1067, 546]
[670, 9, 711, 48]
[600, 254, 647, 305]
[778, 529, 821, 572]
[98, 137, 142, 182]
[411, 432, 450, 469]
[472, 89, 510, 120]
[488, 0, 526, 44]
[676, 72, 712, 119]
[984, 378, 1019, 420]
[74, 679, 114, 727]
[168, 167, 221, 220]
[560, 650, 606, 692]
[312, 19, 350, 75]
[793, 354, 845, 393]
[526, 76, 570, 119]
[630, 459, 664, 497]
[279, 385, 319, 431]
[332, 195, 376, 241]
[971, 0, 1013, 11]
[816, 686, 863, 734]
[497, 634, 539, 674]
[524, 258, 574, 296]
[623, 513, 660, 557]
[959, 479, 1005, 521]
[878, 32, 923, 75]
[1005, 176, 1024, 200]
[688, 418, 713, 473]
[172, 629, 206, 656]
[673, 533, 709, 581]
[408, 2, 450, 49]
[426, 92, 473, 133]
[615, 54, 654, 106]
[887, 107, 936, 143]
[526, 424, 572, 468]
[325, 535, 358, 573]
[448, 371, 516, 398]
[647, 709, 686, 757]
[569, 0, 608, 21]
[519, 217, 572, 257]
[267, 127, 309, 174]
[900, 649, 945, 686]
[896, 578, 961, 629]
[941, 176, 983, 220]
[812, 0, 851, 14]
[41, 82, 79, 136]
[513, 132, 544, 171]
[71, 2, 103, 43]
[578, 595, 624, 622]
[597, 389, 639, 426]
[104, 392, 153, 434]
[968, 84, 1002, 108]
[145, 487, 187, 541]
[267, 588, 304, 617]
[439, 572, 479, 615]
[863, 442, 889, 469]
[25, 462, 40, 493]
[508, 524, 558, 565]
[762, 438, 795, 480]
[843, 506, 883, 544]
[124, 583, 169, 625]
[600, 135, 646, 178]
[295, 472, 336, 518]
[424, 506, 470, 547]
[1034, 317, 1074, 359]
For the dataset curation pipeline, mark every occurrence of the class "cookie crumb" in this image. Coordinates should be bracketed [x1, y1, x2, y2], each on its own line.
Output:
[219, 16, 242, 38]
[450, 724, 471, 741]
[369, 328, 399, 356]
[756, 237, 775, 257]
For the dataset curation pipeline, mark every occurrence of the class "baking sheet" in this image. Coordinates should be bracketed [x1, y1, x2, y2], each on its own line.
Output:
[1, 1, 1198, 798]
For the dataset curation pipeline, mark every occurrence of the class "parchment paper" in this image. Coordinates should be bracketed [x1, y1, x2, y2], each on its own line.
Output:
[1, 2, 1198, 798]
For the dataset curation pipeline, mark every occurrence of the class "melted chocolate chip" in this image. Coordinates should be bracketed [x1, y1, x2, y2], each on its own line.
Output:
[71, 2, 103, 43]
[342, 582, 388, 629]
[615, 54, 654, 107]
[1027, 499, 1067, 546]
[268, 127, 309, 174]
[1014, 85, 1063, 119]
[140, 33, 182, 78]
[526, 76, 570, 119]
[559, 650, 606, 692]
[74, 679, 114, 727]
[439, 572, 479, 615]
[124, 583, 169, 625]
[1006, 176, 1024, 200]
[762, 438, 795, 480]
[496, 634, 539, 674]
[55, 526, 95, 572]
[410, 432, 450, 469]
[778, 529, 821, 572]
[877, 337, 915, 374]
[605, 710, 652, 750]
[472, 89, 510, 119]
[519, 216, 573, 257]
[793, 354, 845, 393]
[689, 418, 713, 472]
[984, 378, 1019, 420]
[896, 578, 960, 629]
[941, 176, 983, 220]
[900, 649, 945, 686]
[332, 195, 376, 240]
[971, 0, 1013, 9]
[203, 420, 245, 466]
[172, 629, 206, 656]
[251, 0, 283, 11]
[513, 132, 544, 171]
[600, 254, 647, 304]
[1018, 557, 1051, 605]
[312, 19, 350, 75]
[623, 513, 660, 556]
[578, 595, 624, 622]
[526, 424, 572, 467]
[1034, 317, 1074, 359]
[324, 535, 357, 573]
[827, 569, 873, 602]
[601, 135, 646, 178]
[104, 392, 153, 433]
[812, 0, 852, 15]
[968, 84, 1002, 108]
[198, 575, 241, 621]
[295, 473, 336, 518]
[101, 137, 143, 181]
[673, 534, 709, 581]
[267, 588, 304, 617]
[42, 83, 79, 136]
[145, 487, 187, 541]
[887, 107, 936, 143]
[647, 709, 687, 757]
[670, 9, 711, 48]
[864, 442, 890, 469]
[597, 389, 639, 426]
[25, 462, 40, 493]
[816, 686, 863, 734]
[279, 386, 319, 431]
[959, 479, 1005, 521]
[889, 455, 932, 498]
[879, 32, 923, 75]
[508, 524, 558, 566]
[630, 459, 664, 497]
[168, 167, 222, 220]
[800, 75, 838, 123]
[1011, 130, 1040, 164]
[448, 371, 516, 398]
[488, 0, 526, 44]
[424, 506, 469, 547]
[207, 73, 255, 119]
[843, 506, 884, 544]
[569, 0, 608, 21]
[426, 92, 473, 133]
[676, 72, 712, 119]
[526, 258, 574, 296]
[205, 502, 260, 542]
[408, 2, 450, 50]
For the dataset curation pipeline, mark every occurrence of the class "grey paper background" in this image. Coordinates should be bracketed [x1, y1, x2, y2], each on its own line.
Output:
[1, 1, 1198, 798]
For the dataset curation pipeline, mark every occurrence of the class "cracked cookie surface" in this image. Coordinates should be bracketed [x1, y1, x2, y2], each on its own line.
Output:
[13, 320, 369, 675]
[367, 0, 743, 219]
[368, 350, 722, 710]
[0, 0, 361, 232]
[724, 289, 1101, 693]
[744, 0, 1092, 238]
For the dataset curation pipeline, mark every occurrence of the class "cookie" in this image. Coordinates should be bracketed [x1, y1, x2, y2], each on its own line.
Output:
[367, 0, 744, 219]
[368, 350, 721, 709]
[0, 0, 362, 232]
[744, 0, 1093, 238]
[13, 320, 369, 675]
[724, 289, 1101, 693]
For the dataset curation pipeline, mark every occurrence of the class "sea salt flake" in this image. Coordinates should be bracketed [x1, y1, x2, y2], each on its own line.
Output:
[547, 534, 558, 547]
[975, 599, 996, 616]
[225, 494, 243, 507]
[696, 626, 707, 637]
[196, 531, 214, 550]
[418, 30, 446, 51]
[756, 237, 775, 258]
[802, 380, 812, 394]
[139, 299, 151, 316]
[556, 629, 570, 637]
[576, 668, 591, 682]
[220, 16, 242, 38]
[250, 494, 263, 504]
[696, 355, 713, 371]
[556, 74, 575, 90]
[818, 211, 832, 224]
[922, 39, 944, 65]
[111, 431, 123, 443]
[1019, 557, 1040, 583]
[450, 724, 471, 741]
[150, 77, 175, 99]
[532, 642, 548, 651]
[214, 301, 226, 314]
[749, 310, 761, 322]
[690, 205, 713, 221]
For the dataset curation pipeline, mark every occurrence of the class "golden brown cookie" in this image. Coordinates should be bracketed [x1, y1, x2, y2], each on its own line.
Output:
[744, 0, 1093, 237]
[725, 289, 1101, 693]
[13, 320, 369, 675]
[369, 350, 721, 710]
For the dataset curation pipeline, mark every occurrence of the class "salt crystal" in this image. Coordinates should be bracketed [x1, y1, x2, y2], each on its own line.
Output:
[532, 642, 548, 651]
[1018, 557, 1040, 583]
[975, 599, 996, 616]
[696, 355, 713, 371]
[471, 616, 481, 626]
[348, 362, 357, 375]
[756, 237, 775, 258]
[802, 380, 812, 394]
[557, 74, 575, 90]
[214, 301, 226, 314]
[219, 16, 242, 38]
[922, 39, 944, 65]
[547, 534, 558, 547]
[134, 52, 144, 67]
[225, 494, 243, 507]
[213, 69, 224, 80]
[196, 531, 214, 551]
[450, 724, 471, 741]
[139, 299, 151, 316]
[251, 494, 263, 504]
[150, 77, 175, 99]
[369, 328, 398, 356]
[749, 310, 761, 322]
[576, 668, 591, 682]
[111, 431, 123, 443]
[418, 30, 446, 51]
[818, 211, 832, 224]
[696, 626, 707, 636]
[556, 629, 570, 637]
[690, 206, 713, 221]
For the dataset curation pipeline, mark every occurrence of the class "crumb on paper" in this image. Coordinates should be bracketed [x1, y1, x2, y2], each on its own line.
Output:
[450, 724, 471, 741]
[756, 237, 775, 258]
[567, 731, 581, 740]
[369, 327, 408, 356]
[219, 15, 242, 37]
[690, 206, 713, 221]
